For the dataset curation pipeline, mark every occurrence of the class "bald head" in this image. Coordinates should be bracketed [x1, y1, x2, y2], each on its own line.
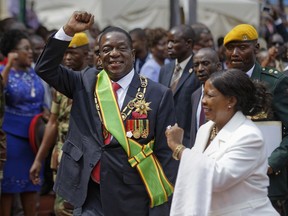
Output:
[195, 48, 219, 62]
[193, 48, 222, 84]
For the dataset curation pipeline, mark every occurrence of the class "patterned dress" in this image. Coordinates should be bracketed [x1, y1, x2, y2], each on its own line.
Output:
[0, 66, 44, 193]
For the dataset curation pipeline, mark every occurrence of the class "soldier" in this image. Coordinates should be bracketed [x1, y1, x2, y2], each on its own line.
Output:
[224, 24, 288, 215]
[30, 32, 90, 216]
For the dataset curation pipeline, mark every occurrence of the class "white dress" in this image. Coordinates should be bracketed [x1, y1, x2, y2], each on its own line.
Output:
[170, 111, 279, 216]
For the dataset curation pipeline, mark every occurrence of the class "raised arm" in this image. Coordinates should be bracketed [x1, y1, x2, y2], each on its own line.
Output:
[63, 11, 94, 36]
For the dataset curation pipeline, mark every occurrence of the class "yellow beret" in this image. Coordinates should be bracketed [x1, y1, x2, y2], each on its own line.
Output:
[224, 24, 258, 46]
[68, 32, 89, 48]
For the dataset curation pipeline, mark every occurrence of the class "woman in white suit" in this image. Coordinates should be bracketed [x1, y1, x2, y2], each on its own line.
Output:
[166, 69, 279, 216]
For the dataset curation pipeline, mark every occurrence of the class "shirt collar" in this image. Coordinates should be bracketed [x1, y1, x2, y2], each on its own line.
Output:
[176, 55, 193, 70]
[246, 64, 255, 77]
[113, 68, 134, 90]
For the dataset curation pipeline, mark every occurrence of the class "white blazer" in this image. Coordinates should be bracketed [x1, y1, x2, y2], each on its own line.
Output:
[170, 111, 279, 216]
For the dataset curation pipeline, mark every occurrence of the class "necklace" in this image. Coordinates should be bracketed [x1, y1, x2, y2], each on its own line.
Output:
[209, 125, 218, 142]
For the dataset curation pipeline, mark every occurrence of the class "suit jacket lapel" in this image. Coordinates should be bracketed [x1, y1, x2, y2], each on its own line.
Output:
[191, 88, 201, 128]
[174, 57, 194, 95]
[121, 73, 141, 123]
[165, 61, 176, 86]
[200, 112, 246, 159]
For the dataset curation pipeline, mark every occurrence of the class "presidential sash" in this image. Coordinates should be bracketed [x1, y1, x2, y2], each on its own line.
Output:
[94, 70, 173, 207]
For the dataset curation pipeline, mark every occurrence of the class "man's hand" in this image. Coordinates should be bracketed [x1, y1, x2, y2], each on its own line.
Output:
[63, 11, 94, 36]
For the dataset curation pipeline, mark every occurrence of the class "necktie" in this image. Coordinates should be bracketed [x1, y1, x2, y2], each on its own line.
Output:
[112, 82, 121, 101]
[199, 104, 205, 127]
[91, 82, 121, 183]
[170, 64, 181, 93]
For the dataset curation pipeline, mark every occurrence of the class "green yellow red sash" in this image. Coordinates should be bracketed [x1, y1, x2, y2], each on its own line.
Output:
[95, 70, 173, 207]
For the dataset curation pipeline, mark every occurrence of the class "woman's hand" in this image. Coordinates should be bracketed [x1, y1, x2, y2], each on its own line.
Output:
[2, 52, 18, 86]
[29, 160, 42, 185]
[165, 123, 184, 152]
[6, 52, 18, 68]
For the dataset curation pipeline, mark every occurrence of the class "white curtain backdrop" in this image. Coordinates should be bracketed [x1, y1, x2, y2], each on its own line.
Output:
[31, 0, 259, 41]
[34, 0, 170, 31]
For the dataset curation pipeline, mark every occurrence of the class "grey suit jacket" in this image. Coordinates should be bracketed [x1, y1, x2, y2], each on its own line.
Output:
[159, 58, 200, 147]
[35, 37, 178, 215]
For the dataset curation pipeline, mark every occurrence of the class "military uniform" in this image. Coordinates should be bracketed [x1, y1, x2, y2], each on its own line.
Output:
[252, 62, 288, 214]
[52, 91, 72, 168]
[50, 91, 73, 216]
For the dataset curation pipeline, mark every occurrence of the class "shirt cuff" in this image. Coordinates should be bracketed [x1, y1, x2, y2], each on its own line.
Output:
[54, 27, 73, 41]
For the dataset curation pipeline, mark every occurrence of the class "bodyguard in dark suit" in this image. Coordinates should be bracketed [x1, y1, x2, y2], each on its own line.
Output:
[190, 48, 222, 146]
[35, 11, 178, 216]
[159, 25, 200, 147]
[224, 23, 288, 215]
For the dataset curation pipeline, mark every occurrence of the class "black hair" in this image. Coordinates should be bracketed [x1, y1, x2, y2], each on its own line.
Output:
[129, 28, 146, 40]
[0, 29, 29, 57]
[171, 25, 195, 46]
[209, 69, 271, 116]
[146, 27, 167, 48]
[191, 23, 211, 44]
[99, 26, 133, 49]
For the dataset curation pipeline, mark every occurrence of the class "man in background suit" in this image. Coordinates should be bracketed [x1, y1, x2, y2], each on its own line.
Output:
[129, 28, 152, 74]
[190, 48, 222, 146]
[159, 24, 200, 147]
[191, 23, 215, 53]
[224, 23, 288, 215]
[34, 11, 178, 216]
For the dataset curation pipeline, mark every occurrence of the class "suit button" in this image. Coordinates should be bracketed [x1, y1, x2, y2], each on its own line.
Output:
[89, 163, 94, 168]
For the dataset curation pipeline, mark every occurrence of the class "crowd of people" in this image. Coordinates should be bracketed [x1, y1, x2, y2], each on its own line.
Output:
[0, 2, 288, 216]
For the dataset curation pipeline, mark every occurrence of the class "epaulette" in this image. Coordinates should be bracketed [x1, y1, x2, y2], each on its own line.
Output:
[261, 67, 283, 79]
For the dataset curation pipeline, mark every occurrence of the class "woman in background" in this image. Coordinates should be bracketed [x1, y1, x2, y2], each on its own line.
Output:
[0, 29, 45, 216]
[140, 28, 169, 82]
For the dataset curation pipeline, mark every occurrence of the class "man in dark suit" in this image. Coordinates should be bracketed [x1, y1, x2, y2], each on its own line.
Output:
[30, 32, 91, 215]
[190, 48, 222, 146]
[224, 23, 288, 215]
[159, 25, 200, 148]
[34, 11, 178, 216]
